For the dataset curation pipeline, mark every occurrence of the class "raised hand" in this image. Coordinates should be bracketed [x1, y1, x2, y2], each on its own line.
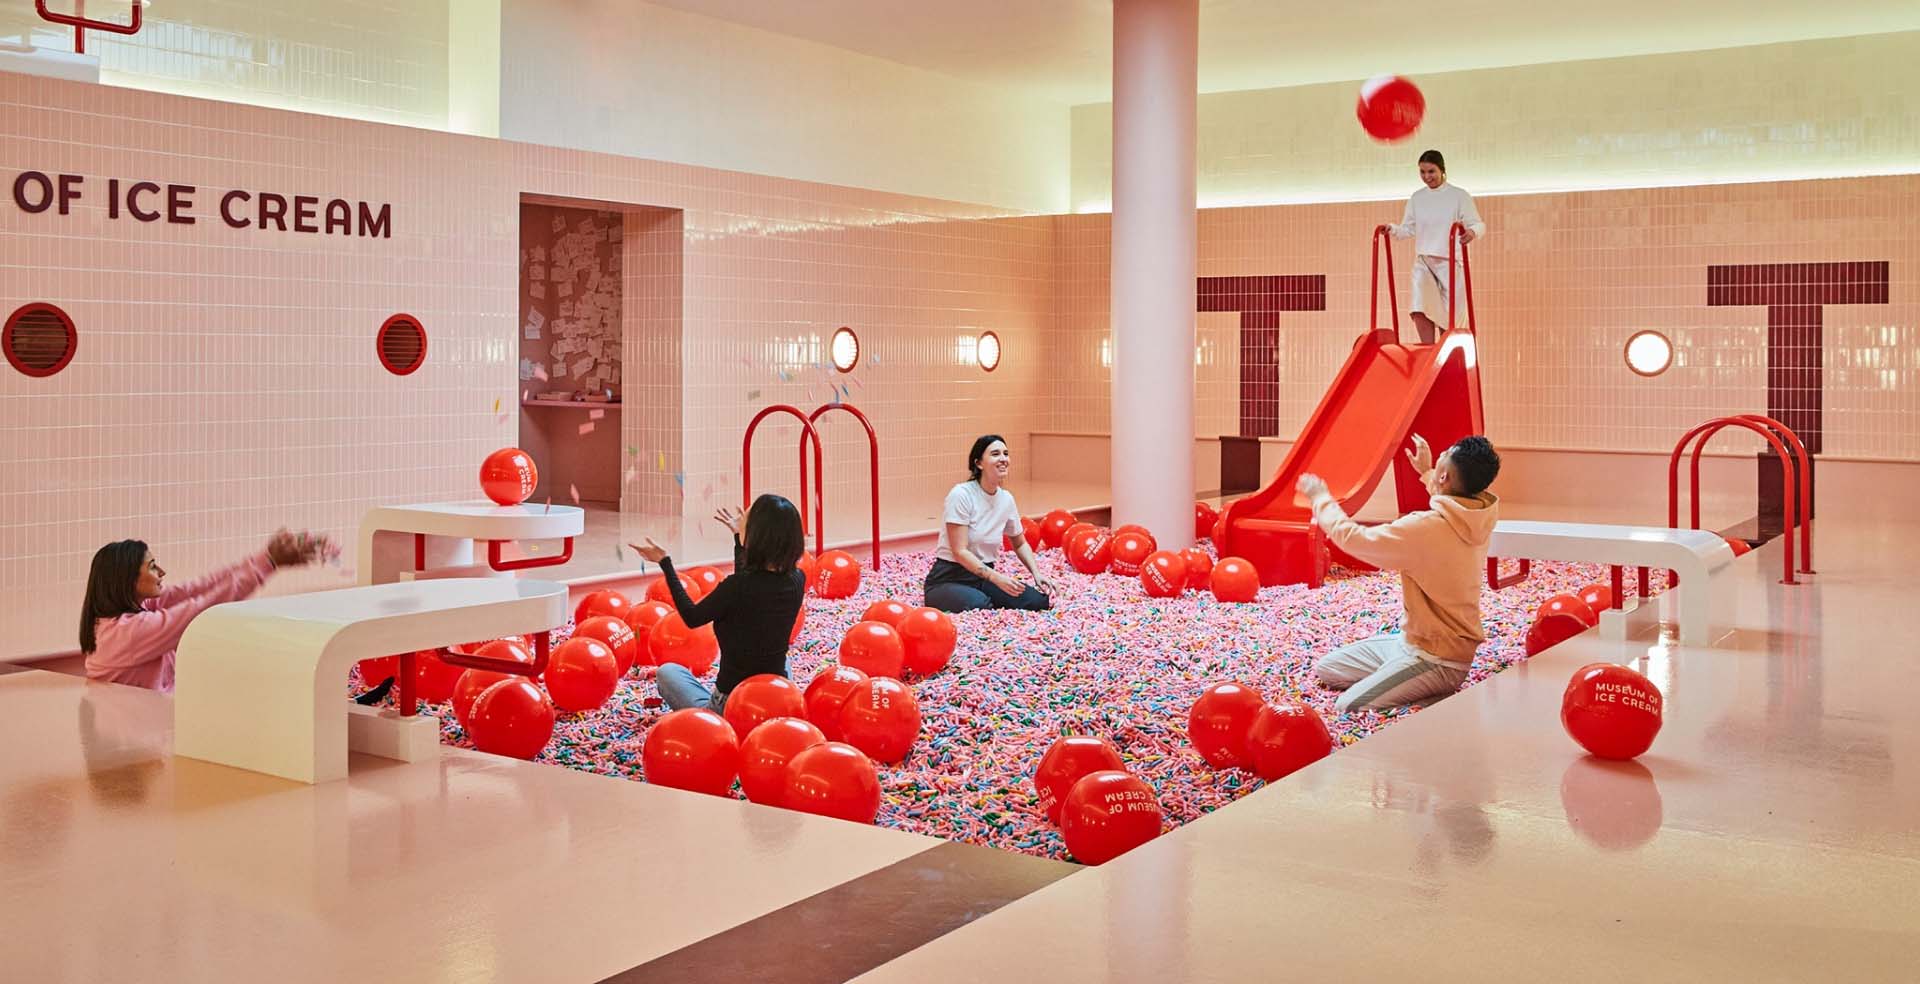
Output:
[713, 506, 744, 537]
[1296, 473, 1329, 502]
[630, 538, 669, 564]
[1405, 434, 1433, 474]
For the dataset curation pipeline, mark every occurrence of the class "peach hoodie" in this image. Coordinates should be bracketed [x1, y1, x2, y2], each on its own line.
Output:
[84, 552, 276, 693]
[1309, 481, 1499, 665]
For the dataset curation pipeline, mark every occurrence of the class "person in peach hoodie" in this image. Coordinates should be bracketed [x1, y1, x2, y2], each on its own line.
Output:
[1297, 435, 1501, 712]
[79, 529, 335, 693]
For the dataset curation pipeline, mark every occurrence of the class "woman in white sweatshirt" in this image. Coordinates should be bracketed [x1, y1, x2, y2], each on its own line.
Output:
[1388, 150, 1485, 343]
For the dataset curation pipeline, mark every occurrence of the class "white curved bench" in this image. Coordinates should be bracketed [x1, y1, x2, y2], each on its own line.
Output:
[1487, 521, 1737, 646]
[173, 579, 568, 783]
[359, 501, 585, 584]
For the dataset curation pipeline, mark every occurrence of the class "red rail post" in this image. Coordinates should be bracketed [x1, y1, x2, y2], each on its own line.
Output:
[802, 403, 883, 572]
[1446, 221, 1477, 336]
[744, 405, 825, 557]
[35, 0, 143, 55]
[1370, 225, 1401, 341]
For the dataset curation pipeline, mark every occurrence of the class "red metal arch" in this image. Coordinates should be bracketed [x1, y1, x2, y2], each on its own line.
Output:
[744, 405, 825, 556]
[1669, 416, 1806, 585]
[800, 402, 881, 571]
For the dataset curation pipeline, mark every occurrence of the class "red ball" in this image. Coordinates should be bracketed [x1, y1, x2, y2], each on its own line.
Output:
[642, 708, 741, 796]
[1243, 700, 1333, 781]
[1542, 593, 1598, 628]
[467, 678, 555, 760]
[1059, 770, 1163, 865]
[838, 620, 905, 679]
[451, 667, 515, 729]
[625, 600, 674, 667]
[836, 676, 921, 764]
[815, 550, 862, 599]
[1063, 522, 1097, 546]
[1140, 550, 1188, 598]
[1040, 509, 1076, 548]
[1561, 662, 1664, 760]
[1187, 681, 1265, 769]
[571, 615, 638, 675]
[1181, 548, 1214, 590]
[1195, 501, 1220, 540]
[1112, 524, 1151, 541]
[1356, 74, 1426, 142]
[1066, 530, 1112, 575]
[1033, 735, 1126, 825]
[1108, 531, 1155, 577]
[860, 599, 913, 629]
[649, 612, 718, 675]
[897, 606, 957, 676]
[356, 655, 399, 688]
[804, 664, 870, 742]
[645, 572, 707, 606]
[412, 649, 464, 704]
[574, 589, 632, 627]
[738, 716, 826, 806]
[797, 551, 819, 593]
[1211, 557, 1260, 603]
[1577, 583, 1613, 615]
[1722, 533, 1752, 557]
[722, 673, 807, 740]
[784, 741, 881, 824]
[686, 566, 723, 596]
[1020, 518, 1042, 549]
[471, 637, 533, 672]
[479, 447, 538, 506]
[544, 636, 619, 713]
[1526, 611, 1589, 657]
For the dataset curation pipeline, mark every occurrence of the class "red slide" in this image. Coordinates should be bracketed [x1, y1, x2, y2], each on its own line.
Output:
[1215, 225, 1485, 587]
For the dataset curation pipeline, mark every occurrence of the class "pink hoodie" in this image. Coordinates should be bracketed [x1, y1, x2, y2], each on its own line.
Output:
[84, 551, 276, 693]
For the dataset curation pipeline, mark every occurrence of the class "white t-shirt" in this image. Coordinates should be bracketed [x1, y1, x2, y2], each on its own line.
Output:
[936, 481, 1021, 564]
[1390, 182, 1485, 259]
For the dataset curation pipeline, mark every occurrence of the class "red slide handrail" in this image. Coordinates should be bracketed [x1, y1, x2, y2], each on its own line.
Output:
[801, 402, 882, 571]
[36, 0, 143, 55]
[1668, 416, 1803, 585]
[1446, 221, 1476, 335]
[1369, 225, 1401, 341]
[744, 405, 825, 557]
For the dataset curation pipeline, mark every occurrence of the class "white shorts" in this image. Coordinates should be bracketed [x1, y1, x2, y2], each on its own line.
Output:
[1410, 255, 1452, 319]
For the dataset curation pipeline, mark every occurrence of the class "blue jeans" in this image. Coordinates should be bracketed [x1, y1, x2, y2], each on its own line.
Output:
[923, 559, 1050, 613]
[657, 663, 728, 713]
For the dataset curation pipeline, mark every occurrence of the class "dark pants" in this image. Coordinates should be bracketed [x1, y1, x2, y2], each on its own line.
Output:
[923, 559, 1050, 613]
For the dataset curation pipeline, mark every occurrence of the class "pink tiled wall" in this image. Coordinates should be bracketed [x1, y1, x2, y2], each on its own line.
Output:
[1047, 177, 1920, 462]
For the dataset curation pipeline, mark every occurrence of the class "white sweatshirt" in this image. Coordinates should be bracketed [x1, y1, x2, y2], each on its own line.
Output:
[1390, 182, 1485, 259]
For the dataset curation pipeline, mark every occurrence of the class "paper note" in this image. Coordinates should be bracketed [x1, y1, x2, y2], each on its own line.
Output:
[578, 422, 595, 436]
[518, 358, 535, 381]
[527, 308, 546, 330]
[529, 281, 545, 299]
[571, 357, 594, 378]
[551, 214, 565, 232]
[552, 361, 568, 378]
[557, 281, 573, 298]
[531, 246, 546, 263]
[523, 322, 541, 340]
[589, 408, 605, 420]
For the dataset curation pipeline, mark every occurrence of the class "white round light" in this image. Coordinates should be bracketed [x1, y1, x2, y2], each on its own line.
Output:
[830, 326, 859, 372]
[978, 331, 1001, 372]
[1624, 330, 1672, 377]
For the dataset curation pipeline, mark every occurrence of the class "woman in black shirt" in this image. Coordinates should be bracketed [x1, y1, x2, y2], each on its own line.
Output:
[632, 493, 806, 713]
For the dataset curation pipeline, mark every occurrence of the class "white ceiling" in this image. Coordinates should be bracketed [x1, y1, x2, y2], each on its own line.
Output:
[646, 0, 1920, 104]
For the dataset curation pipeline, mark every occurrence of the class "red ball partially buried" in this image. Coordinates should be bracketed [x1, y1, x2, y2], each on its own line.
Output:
[804, 664, 869, 742]
[838, 620, 905, 679]
[1066, 530, 1112, 575]
[412, 649, 465, 704]
[1243, 700, 1333, 781]
[451, 667, 516, 730]
[836, 677, 920, 764]
[685, 566, 723, 596]
[721, 673, 807, 741]
[1187, 681, 1265, 769]
[649, 612, 718, 676]
[467, 678, 555, 760]
[1040, 509, 1076, 548]
[645, 572, 706, 606]
[1033, 734, 1125, 825]
[1195, 501, 1220, 540]
[1577, 583, 1613, 615]
[738, 716, 826, 806]
[1211, 557, 1260, 603]
[1108, 531, 1155, 577]
[479, 447, 538, 505]
[544, 636, 619, 713]
[1059, 770, 1163, 865]
[1561, 662, 1664, 760]
[642, 708, 741, 797]
[571, 615, 638, 674]
[1526, 611, 1588, 657]
[574, 589, 632, 627]
[860, 599, 913, 629]
[1140, 550, 1188, 598]
[1542, 593, 1598, 628]
[625, 600, 674, 667]
[784, 741, 881, 824]
[1181, 548, 1214, 590]
[897, 606, 957, 676]
[815, 550, 862, 599]
[1356, 74, 1426, 142]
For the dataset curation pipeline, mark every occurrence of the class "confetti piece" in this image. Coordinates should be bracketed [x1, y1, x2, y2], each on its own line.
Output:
[544, 495, 552, 515]
[614, 543, 624, 562]
[578, 421, 595, 435]
[657, 451, 666, 471]
[627, 446, 639, 457]
[589, 409, 605, 420]
[493, 397, 501, 414]
[569, 483, 580, 505]
[747, 389, 761, 401]
[336, 544, 1638, 860]
[534, 365, 550, 381]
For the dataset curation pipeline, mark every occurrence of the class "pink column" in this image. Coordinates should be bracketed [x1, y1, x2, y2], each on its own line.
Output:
[1111, 0, 1198, 549]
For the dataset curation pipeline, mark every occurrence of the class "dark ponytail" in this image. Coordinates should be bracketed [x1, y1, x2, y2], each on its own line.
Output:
[80, 540, 148, 654]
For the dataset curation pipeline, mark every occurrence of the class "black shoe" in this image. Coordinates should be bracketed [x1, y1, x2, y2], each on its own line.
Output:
[355, 676, 396, 705]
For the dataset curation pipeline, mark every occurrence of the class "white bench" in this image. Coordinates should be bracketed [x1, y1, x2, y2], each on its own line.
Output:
[173, 578, 568, 783]
[358, 501, 585, 585]
[1487, 521, 1737, 646]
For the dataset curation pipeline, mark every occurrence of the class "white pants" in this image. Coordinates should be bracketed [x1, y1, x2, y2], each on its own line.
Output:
[1315, 633, 1469, 713]
[1409, 255, 1452, 319]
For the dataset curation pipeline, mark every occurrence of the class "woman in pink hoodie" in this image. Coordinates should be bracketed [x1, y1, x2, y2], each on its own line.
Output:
[79, 530, 335, 692]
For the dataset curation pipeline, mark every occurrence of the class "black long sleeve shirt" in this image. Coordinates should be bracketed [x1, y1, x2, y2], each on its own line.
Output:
[658, 539, 805, 695]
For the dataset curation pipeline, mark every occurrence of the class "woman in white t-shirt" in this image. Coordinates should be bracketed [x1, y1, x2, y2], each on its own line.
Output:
[1387, 149, 1485, 344]
[923, 435, 1054, 613]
